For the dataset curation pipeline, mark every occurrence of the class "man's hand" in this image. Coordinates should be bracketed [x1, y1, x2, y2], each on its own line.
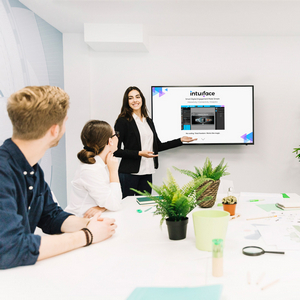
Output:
[83, 206, 106, 219]
[38, 212, 117, 261]
[87, 211, 117, 243]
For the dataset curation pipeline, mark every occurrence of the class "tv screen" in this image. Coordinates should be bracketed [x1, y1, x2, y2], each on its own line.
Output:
[151, 85, 254, 145]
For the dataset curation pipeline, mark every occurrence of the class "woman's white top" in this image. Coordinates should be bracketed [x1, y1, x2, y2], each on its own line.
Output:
[132, 113, 155, 175]
[65, 155, 122, 217]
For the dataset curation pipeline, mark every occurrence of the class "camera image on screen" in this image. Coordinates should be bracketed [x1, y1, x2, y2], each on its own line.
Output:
[181, 106, 224, 130]
[192, 116, 214, 125]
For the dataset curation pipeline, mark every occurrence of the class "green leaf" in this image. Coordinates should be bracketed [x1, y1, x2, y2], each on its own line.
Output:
[173, 166, 197, 179]
[293, 147, 300, 159]
[174, 157, 229, 181]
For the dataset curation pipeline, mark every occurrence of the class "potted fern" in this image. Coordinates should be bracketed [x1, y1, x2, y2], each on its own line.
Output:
[131, 169, 212, 240]
[174, 157, 229, 208]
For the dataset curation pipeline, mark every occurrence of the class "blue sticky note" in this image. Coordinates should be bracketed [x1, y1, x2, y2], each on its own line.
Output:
[127, 285, 223, 300]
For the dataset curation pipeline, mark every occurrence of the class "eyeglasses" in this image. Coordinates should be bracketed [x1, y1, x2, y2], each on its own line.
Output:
[111, 131, 120, 138]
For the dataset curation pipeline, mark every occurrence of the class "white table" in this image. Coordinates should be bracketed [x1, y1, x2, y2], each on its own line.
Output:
[1, 193, 300, 300]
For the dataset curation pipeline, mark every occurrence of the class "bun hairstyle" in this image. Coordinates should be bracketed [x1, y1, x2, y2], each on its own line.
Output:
[77, 120, 113, 164]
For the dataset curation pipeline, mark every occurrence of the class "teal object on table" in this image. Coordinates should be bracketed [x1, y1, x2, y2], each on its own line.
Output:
[127, 285, 223, 300]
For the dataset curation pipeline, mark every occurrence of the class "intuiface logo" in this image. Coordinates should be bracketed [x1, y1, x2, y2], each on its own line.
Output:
[190, 91, 215, 97]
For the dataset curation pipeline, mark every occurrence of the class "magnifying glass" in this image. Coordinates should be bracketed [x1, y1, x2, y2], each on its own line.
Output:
[242, 246, 285, 256]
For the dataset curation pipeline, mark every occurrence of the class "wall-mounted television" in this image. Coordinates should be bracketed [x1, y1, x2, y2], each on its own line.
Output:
[151, 85, 254, 145]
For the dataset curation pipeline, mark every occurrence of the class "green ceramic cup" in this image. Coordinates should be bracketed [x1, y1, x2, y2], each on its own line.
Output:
[192, 210, 230, 252]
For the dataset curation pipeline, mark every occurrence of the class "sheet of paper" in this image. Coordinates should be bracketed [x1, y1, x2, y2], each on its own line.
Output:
[239, 192, 283, 203]
[254, 225, 278, 245]
[255, 223, 300, 250]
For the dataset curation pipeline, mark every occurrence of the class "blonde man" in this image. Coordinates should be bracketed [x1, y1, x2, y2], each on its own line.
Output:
[0, 86, 117, 269]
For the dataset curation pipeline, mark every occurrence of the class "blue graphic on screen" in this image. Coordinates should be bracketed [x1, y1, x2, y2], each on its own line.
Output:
[241, 132, 253, 143]
[153, 87, 167, 97]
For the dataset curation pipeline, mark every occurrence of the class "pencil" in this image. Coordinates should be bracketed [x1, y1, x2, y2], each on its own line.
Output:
[246, 215, 277, 221]
[230, 214, 241, 221]
[261, 279, 280, 290]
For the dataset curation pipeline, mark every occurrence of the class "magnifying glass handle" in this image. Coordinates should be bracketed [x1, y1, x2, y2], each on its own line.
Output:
[264, 251, 285, 254]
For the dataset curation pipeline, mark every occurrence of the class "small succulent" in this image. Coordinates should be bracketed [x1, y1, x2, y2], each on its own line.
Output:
[222, 195, 237, 205]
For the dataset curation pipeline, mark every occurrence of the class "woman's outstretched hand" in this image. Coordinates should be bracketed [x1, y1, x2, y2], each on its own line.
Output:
[181, 136, 197, 143]
[138, 150, 159, 158]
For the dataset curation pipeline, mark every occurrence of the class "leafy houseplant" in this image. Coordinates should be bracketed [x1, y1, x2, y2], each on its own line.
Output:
[174, 158, 230, 208]
[222, 195, 237, 216]
[131, 170, 212, 240]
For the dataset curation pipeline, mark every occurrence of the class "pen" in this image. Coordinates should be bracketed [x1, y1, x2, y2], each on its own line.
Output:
[246, 215, 277, 221]
[249, 199, 265, 202]
[144, 206, 154, 212]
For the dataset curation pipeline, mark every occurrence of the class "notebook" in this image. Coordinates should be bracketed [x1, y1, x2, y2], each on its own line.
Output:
[136, 196, 159, 205]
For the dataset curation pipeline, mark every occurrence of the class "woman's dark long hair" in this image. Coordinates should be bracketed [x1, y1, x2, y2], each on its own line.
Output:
[117, 86, 149, 121]
[77, 120, 112, 164]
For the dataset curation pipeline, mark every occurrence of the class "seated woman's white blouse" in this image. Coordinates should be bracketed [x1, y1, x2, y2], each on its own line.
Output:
[65, 156, 122, 217]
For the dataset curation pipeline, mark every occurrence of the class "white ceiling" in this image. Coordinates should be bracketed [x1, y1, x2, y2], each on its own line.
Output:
[19, 0, 300, 36]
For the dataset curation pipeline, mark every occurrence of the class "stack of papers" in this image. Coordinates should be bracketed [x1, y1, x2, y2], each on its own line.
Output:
[276, 194, 300, 210]
[276, 202, 300, 210]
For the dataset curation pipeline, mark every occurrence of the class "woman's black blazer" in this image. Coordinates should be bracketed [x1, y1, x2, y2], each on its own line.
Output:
[114, 117, 182, 174]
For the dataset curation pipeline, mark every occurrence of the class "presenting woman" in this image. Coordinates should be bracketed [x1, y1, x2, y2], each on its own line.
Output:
[66, 120, 122, 218]
[114, 86, 196, 198]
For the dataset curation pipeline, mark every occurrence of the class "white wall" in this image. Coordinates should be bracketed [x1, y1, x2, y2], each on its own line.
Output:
[63, 33, 91, 199]
[64, 35, 300, 201]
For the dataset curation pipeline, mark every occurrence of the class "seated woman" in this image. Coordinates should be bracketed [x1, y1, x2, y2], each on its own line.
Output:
[65, 120, 122, 218]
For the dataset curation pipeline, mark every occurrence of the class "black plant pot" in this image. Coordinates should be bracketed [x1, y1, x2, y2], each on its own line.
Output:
[166, 217, 188, 240]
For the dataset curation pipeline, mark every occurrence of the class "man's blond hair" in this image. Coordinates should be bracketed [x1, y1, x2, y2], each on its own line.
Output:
[7, 86, 70, 140]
